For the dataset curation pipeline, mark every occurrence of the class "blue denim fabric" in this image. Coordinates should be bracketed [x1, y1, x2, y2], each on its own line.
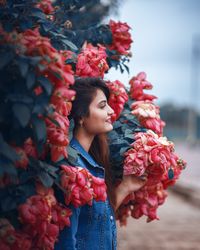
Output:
[54, 137, 117, 250]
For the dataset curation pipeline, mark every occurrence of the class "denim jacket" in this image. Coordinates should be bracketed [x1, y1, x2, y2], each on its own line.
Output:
[54, 137, 117, 250]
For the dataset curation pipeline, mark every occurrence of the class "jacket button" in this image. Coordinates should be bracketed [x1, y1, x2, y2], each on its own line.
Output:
[110, 215, 113, 220]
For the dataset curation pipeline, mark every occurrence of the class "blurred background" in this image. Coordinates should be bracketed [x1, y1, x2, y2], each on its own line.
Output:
[103, 0, 200, 249]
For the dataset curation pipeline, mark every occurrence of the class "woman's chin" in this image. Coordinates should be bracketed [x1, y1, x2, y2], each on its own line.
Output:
[105, 123, 113, 132]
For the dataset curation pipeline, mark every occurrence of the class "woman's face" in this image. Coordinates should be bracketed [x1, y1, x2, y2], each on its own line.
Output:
[82, 89, 114, 135]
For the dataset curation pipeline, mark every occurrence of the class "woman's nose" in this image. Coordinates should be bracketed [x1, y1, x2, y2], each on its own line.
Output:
[108, 104, 114, 115]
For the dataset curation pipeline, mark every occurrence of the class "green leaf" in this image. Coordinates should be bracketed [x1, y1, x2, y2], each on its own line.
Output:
[0, 134, 19, 162]
[39, 172, 54, 187]
[17, 58, 29, 77]
[0, 156, 17, 176]
[61, 39, 78, 51]
[31, 8, 46, 19]
[31, 116, 47, 143]
[38, 76, 53, 96]
[0, 51, 14, 69]
[26, 71, 36, 89]
[12, 103, 31, 127]
[67, 146, 78, 165]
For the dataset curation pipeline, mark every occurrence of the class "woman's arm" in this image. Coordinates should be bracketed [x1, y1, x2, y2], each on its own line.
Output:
[111, 175, 147, 212]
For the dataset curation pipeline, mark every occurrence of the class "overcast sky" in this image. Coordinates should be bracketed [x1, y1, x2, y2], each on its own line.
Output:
[105, 0, 200, 110]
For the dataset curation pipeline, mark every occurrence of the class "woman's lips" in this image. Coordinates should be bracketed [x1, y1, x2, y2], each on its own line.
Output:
[106, 118, 112, 124]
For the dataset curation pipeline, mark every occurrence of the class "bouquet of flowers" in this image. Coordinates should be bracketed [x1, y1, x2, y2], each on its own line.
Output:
[108, 72, 186, 225]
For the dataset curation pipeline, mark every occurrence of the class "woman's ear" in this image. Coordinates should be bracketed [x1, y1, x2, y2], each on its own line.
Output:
[79, 119, 83, 127]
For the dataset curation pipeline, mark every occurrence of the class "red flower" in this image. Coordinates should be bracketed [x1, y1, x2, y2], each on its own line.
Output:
[51, 86, 76, 116]
[119, 130, 186, 223]
[108, 20, 133, 55]
[18, 195, 51, 225]
[45, 112, 70, 161]
[23, 138, 38, 158]
[124, 148, 147, 176]
[91, 176, 107, 202]
[129, 72, 157, 101]
[131, 100, 165, 136]
[76, 43, 109, 78]
[60, 165, 107, 207]
[106, 80, 128, 122]
[13, 147, 29, 169]
[36, 0, 55, 15]
[52, 204, 72, 230]
[33, 222, 59, 250]
[0, 219, 31, 250]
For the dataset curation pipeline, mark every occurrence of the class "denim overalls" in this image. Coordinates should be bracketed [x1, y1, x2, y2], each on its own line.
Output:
[54, 137, 117, 250]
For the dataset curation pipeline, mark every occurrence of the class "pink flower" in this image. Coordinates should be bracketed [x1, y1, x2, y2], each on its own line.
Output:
[108, 20, 133, 55]
[76, 43, 109, 78]
[13, 147, 29, 169]
[36, 0, 55, 15]
[91, 176, 107, 202]
[106, 80, 128, 122]
[131, 100, 165, 135]
[51, 204, 72, 230]
[129, 72, 157, 101]
[118, 130, 186, 223]
[60, 165, 107, 207]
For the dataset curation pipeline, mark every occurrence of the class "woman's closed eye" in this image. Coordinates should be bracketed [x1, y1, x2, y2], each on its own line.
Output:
[100, 104, 106, 109]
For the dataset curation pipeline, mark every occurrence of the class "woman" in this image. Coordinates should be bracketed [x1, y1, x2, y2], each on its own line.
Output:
[55, 77, 147, 250]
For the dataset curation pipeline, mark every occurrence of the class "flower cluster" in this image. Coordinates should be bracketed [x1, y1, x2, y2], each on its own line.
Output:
[76, 43, 109, 78]
[131, 100, 165, 136]
[106, 80, 128, 122]
[17, 184, 72, 250]
[0, 218, 31, 250]
[60, 165, 107, 207]
[129, 72, 157, 101]
[21, 28, 75, 161]
[0, 27, 75, 162]
[108, 20, 132, 55]
[119, 130, 186, 223]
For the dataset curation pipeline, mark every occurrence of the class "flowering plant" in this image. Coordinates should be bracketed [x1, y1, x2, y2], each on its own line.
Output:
[0, 0, 186, 248]
[108, 72, 186, 225]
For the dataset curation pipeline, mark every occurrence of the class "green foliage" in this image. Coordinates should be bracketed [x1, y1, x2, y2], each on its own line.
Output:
[108, 100, 146, 181]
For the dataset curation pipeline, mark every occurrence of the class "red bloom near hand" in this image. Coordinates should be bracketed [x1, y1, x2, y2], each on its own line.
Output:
[129, 72, 157, 101]
[106, 80, 128, 122]
[108, 20, 132, 55]
[119, 130, 186, 223]
[76, 43, 109, 78]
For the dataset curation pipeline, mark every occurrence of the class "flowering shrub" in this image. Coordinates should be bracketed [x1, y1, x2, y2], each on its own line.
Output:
[110, 72, 187, 224]
[0, 0, 187, 248]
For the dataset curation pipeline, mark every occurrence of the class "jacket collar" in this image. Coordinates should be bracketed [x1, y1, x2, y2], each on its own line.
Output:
[70, 137, 104, 171]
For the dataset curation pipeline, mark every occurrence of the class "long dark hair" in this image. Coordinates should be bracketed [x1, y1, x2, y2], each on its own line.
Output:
[69, 77, 112, 189]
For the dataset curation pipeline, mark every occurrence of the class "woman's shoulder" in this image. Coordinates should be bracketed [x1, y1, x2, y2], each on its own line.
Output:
[69, 138, 105, 177]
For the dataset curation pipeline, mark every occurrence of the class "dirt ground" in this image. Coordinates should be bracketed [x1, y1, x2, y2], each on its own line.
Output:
[117, 191, 200, 250]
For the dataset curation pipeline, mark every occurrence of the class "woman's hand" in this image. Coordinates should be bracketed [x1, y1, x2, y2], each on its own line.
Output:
[120, 174, 148, 194]
[111, 174, 147, 212]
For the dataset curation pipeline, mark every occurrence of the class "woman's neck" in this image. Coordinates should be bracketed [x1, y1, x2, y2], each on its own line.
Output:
[74, 128, 94, 152]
